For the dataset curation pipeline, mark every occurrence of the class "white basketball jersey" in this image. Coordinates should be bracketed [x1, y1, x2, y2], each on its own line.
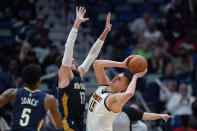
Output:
[86, 86, 119, 131]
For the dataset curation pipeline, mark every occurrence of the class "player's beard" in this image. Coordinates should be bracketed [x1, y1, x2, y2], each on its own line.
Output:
[72, 69, 80, 77]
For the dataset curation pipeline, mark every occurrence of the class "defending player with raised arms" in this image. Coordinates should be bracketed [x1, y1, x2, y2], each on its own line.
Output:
[86, 56, 147, 131]
[0, 64, 63, 131]
[57, 7, 112, 131]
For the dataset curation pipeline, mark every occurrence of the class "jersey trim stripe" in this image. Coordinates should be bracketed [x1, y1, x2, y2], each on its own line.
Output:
[62, 93, 69, 117]
[104, 94, 111, 111]
[24, 87, 40, 93]
[63, 117, 75, 131]
[37, 119, 44, 131]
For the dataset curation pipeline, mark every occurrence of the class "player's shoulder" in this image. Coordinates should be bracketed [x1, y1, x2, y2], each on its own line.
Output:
[5, 88, 18, 95]
[44, 94, 57, 110]
[45, 94, 56, 102]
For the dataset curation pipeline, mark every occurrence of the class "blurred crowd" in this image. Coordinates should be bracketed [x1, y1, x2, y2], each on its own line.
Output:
[0, 0, 197, 131]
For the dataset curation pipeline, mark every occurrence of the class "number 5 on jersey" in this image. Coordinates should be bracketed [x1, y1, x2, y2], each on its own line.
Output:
[20, 108, 31, 126]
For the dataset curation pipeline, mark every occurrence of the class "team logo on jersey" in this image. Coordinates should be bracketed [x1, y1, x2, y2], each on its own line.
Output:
[74, 83, 85, 90]
[93, 93, 102, 102]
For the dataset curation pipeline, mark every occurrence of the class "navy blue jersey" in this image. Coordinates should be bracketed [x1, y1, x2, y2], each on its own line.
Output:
[12, 87, 46, 131]
[58, 76, 85, 130]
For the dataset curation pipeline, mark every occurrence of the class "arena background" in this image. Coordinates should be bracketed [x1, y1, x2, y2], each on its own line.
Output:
[0, 0, 197, 131]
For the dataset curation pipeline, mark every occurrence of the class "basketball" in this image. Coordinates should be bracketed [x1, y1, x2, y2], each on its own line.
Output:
[128, 55, 148, 74]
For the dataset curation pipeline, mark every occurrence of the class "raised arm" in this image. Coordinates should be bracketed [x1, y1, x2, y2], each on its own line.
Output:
[78, 13, 112, 78]
[0, 88, 17, 107]
[93, 56, 133, 85]
[59, 7, 89, 88]
[106, 69, 147, 113]
[44, 94, 63, 130]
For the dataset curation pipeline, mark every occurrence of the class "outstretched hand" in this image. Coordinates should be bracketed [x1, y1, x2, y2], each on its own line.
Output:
[161, 114, 172, 122]
[105, 12, 112, 32]
[74, 6, 89, 28]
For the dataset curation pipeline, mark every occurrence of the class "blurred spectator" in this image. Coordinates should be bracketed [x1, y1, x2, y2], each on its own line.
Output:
[164, 0, 191, 31]
[174, 115, 196, 131]
[33, 36, 50, 63]
[147, 47, 169, 73]
[161, 40, 173, 59]
[14, 75, 23, 89]
[28, 18, 45, 47]
[0, 57, 19, 89]
[111, 24, 132, 61]
[164, 22, 183, 49]
[19, 42, 31, 62]
[142, 19, 163, 45]
[156, 79, 177, 104]
[189, 100, 197, 129]
[131, 11, 151, 37]
[174, 44, 194, 74]
[133, 40, 152, 59]
[144, 63, 177, 112]
[167, 83, 195, 116]
[11, 0, 36, 20]
[161, 62, 177, 81]
[20, 49, 39, 72]
[10, 42, 22, 57]
[173, 33, 197, 56]
[42, 45, 59, 74]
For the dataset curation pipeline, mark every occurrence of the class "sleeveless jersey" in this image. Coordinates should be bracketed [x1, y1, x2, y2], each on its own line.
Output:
[12, 87, 46, 131]
[86, 86, 119, 131]
[57, 76, 85, 130]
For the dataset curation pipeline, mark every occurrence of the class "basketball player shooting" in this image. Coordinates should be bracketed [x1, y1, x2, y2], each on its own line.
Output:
[57, 7, 112, 130]
[86, 56, 148, 131]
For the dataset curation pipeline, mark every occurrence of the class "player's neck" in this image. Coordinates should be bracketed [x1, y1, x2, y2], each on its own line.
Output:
[24, 85, 37, 91]
[106, 86, 117, 93]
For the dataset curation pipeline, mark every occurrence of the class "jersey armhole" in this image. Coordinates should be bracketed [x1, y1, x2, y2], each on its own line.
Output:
[104, 94, 111, 112]
[12, 89, 19, 107]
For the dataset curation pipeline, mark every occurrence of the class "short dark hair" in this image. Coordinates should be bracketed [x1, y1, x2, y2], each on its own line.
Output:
[123, 72, 132, 86]
[22, 64, 41, 87]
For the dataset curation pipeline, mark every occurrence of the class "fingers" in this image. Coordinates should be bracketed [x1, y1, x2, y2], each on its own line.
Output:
[76, 6, 86, 14]
[84, 18, 89, 22]
[76, 6, 78, 13]
[106, 12, 111, 25]
[79, 7, 82, 13]
[144, 68, 148, 74]
[82, 9, 86, 16]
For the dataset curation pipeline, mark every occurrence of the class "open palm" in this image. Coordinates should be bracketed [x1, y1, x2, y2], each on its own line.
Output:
[105, 12, 112, 32]
[76, 7, 89, 23]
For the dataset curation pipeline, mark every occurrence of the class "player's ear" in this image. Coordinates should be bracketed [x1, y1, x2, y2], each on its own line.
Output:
[37, 79, 41, 87]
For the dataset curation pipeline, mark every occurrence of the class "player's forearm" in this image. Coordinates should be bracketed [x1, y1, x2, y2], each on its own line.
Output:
[94, 60, 125, 68]
[99, 29, 110, 41]
[142, 113, 163, 120]
[62, 28, 78, 67]
[80, 39, 104, 73]
[118, 76, 137, 106]
[73, 20, 81, 30]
